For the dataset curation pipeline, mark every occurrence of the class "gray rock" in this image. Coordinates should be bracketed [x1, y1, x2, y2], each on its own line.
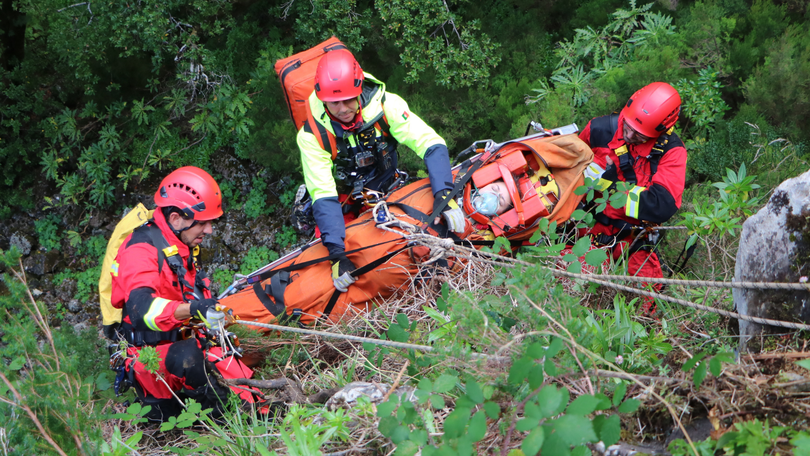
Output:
[67, 299, 82, 312]
[325, 381, 417, 411]
[9, 232, 32, 256]
[23, 250, 63, 277]
[733, 169, 810, 347]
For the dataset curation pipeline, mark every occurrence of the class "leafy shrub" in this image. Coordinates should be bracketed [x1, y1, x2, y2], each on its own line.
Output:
[244, 177, 272, 219]
[34, 215, 61, 252]
[239, 246, 280, 276]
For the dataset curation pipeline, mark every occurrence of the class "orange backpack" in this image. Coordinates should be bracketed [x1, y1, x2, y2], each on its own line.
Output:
[274, 36, 348, 130]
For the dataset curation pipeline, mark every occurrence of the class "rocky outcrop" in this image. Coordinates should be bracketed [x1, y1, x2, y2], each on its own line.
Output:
[733, 169, 810, 347]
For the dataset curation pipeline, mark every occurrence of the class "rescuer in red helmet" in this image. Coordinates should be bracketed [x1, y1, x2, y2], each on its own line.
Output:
[578, 82, 687, 314]
[109, 166, 262, 420]
[298, 48, 464, 293]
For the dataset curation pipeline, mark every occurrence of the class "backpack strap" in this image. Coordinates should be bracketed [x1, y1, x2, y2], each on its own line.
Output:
[304, 101, 338, 159]
[144, 222, 197, 300]
[648, 127, 679, 177]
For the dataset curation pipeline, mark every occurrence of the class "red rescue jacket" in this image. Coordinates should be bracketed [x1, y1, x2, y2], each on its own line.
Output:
[579, 112, 687, 236]
[110, 209, 211, 339]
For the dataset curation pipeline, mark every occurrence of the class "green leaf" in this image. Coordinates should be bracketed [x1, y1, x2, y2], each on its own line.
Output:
[584, 248, 607, 267]
[521, 426, 545, 456]
[796, 359, 810, 371]
[391, 425, 411, 444]
[468, 410, 487, 442]
[553, 414, 598, 445]
[599, 415, 621, 447]
[433, 374, 458, 393]
[694, 362, 708, 388]
[484, 401, 500, 419]
[465, 379, 484, 404]
[388, 324, 409, 343]
[681, 352, 708, 371]
[571, 236, 591, 257]
[546, 337, 563, 357]
[567, 394, 599, 415]
[379, 416, 399, 437]
[395, 440, 419, 456]
[613, 382, 627, 406]
[528, 364, 545, 390]
[617, 398, 641, 413]
[566, 261, 582, 274]
[429, 394, 445, 410]
[9, 357, 25, 371]
[378, 399, 398, 417]
[571, 445, 591, 456]
[95, 372, 111, 391]
[443, 408, 470, 439]
[418, 377, 433, 392]
[526, 342, 545, 359]
[544, 357, 558, 376]
[410, 429, 428, 447]
[509, 356, 533, 385]
[709, 357, 722, 377]
[396, 313, 410, 329]
[537, 385, 563, 418]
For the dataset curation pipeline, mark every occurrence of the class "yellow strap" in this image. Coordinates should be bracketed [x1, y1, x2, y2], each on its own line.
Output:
[615, 145, 629, 156]
[163, 245, 179, 257]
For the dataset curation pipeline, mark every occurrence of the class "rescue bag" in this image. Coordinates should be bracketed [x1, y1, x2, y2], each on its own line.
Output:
[275, 36, 348, 130]
[99, 203, 154, 332]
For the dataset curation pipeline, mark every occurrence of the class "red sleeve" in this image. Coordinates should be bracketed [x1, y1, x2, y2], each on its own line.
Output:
[112, 241, 183, 331]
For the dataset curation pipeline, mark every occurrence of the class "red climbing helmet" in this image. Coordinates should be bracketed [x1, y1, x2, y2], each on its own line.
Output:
[154, 166, 223, 221]
[314, 49, 364, 102]
[621, 82, 681, 138]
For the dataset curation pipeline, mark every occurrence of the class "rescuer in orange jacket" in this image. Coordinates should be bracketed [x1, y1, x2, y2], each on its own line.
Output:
[579, 82, 687, 313]
[110, 166, 260, 420]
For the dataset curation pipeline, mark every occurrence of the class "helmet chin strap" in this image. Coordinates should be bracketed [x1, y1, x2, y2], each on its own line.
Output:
[163, 207, 199, 239]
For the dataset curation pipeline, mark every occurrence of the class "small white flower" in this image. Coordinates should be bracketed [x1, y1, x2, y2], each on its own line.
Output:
[615, 355, 624, 365]
[801, 276, 808, 283]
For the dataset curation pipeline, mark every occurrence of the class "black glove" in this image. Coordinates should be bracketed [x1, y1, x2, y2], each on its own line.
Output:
[602, 163, 619, 184]
[189, 298, 218, 320]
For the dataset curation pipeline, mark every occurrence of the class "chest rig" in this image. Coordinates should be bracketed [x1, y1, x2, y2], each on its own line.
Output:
[589, 113, 679, 186]
[332, 117, 399, 197]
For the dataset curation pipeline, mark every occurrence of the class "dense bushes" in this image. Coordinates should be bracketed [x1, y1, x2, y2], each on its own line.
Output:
[1, 0, 809, 216]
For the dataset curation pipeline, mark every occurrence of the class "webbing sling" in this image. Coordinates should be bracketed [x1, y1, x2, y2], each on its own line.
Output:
[423, 153, 481, 228]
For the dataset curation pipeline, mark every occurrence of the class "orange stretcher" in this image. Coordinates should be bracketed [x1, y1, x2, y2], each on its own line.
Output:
[219, 129, 593, 329]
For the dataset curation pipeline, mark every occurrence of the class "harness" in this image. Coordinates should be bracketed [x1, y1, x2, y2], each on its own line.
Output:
[588, 113, 677, 185]
[121, 222, 209, 347]
[303, 89, 400, 197]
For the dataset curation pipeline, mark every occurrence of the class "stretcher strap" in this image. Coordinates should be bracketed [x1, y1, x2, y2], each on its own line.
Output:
[322, 244, 412, 318]
[249, 238, 401, 284]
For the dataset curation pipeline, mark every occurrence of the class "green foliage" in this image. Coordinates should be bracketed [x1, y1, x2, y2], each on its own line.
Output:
[673, 67, 731, 138]
[34, 214, 61, 251]
[0, 250, 107, 454]
[239, 246, 280, 276]
[669, 419, 799, 456]
[743, 24, 810, 141]
[275, 225, 299, 251]
[679, 164, 760, 252]
[244, 177, 272, 219]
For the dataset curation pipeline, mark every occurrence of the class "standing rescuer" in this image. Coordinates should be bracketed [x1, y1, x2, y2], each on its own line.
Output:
[110, 166, 260, 420]
[297, 48, 464, 292]
[579, 82, 687, 313]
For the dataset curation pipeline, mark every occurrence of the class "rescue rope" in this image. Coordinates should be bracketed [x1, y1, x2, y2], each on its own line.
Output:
[400, 232, 810, 331]
[232, 320, 497, 358]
